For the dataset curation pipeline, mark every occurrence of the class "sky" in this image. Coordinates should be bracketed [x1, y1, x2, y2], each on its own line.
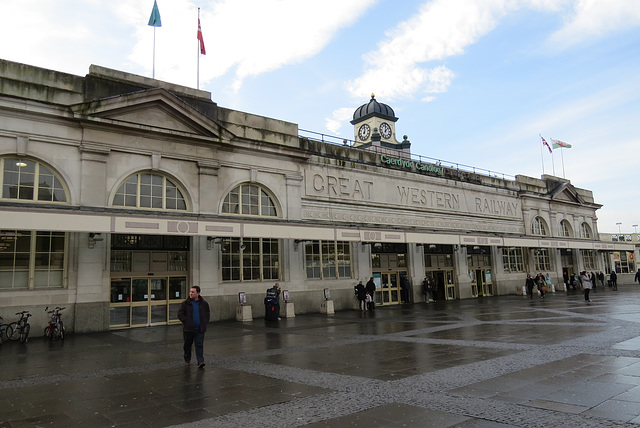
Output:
[1, 0, 639, 234]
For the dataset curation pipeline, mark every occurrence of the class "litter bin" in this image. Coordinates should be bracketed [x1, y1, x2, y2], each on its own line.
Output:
[264, 289, 280, 322]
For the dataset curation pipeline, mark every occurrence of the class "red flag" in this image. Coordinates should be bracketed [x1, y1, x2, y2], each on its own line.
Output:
[197, 18, 206, 55]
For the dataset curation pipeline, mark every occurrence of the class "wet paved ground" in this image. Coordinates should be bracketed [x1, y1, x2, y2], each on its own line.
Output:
[3, 285, 640, 427]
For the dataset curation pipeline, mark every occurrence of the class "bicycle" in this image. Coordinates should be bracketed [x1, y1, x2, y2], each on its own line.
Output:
[9, 311, 32, 343]
[44, 306, 66, 341]
[0, 315, 14, 344]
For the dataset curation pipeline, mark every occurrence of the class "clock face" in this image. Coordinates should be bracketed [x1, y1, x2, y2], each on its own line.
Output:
[380, 122, 392, 139]
[358, 124, 371, 141]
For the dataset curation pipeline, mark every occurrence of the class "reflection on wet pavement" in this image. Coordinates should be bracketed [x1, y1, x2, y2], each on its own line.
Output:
[2, 286, 640, 426]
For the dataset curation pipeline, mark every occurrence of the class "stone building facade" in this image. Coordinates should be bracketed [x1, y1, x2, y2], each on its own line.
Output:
[0, 59, 635, 334]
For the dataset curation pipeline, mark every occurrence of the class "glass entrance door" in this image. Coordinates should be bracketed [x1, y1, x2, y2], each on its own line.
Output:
[110, 276, 187, 328]
[131, 278, 167, 326]
[470, 269, 493, 297]
[426, 270, 456, 300]
[375, 271, 405, 305]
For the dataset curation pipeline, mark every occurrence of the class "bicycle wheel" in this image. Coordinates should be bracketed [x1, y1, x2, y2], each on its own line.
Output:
[44, 325, 52, 339]
[19, 323, 30, 343]
[52, 327, 59, 341]
[1, 324, 13, 343]
[8, 322, 19, 341]
[59, 326, 65, 341]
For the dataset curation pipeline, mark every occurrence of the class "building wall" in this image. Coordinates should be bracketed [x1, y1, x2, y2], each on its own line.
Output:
[1, 59, 635, 333]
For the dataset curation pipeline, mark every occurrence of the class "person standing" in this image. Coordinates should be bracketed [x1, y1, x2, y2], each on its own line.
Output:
[178, 285, 211, 368]
[355, 280, 367, 311]
[580, 271, 593, 302]
[271, 282, 282, 320]
[400, 277, 411, 304]
[598, 271, 605, 288]
[365, 277, 376, 311]
[422, 276, 430, 303]
[635, 270, 640, 285]
[525, 274, 535, 299]
[536, 273, 546, 298]
[611, 271, 618, 290]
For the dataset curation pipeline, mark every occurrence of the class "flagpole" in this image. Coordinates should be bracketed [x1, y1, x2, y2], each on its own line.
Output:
[148, 0, 162, 79]
[153, 27, 156, 79]
[539, 136, 545, 176]
[561, 148, 566, 178]
[551, 149, 555, 176]
[197, 8, 200, 89]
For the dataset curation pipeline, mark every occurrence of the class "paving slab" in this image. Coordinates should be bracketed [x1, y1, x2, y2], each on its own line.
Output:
[2, 284, 640, 427]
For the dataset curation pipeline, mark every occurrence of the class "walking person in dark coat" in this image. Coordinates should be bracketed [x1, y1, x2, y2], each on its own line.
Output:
[525, 274, 535, 299]
[355, 281, 367, 311]
[178, 285, 211, 368]
[611, 271, 618, 290]
[365, 277, 376, 311]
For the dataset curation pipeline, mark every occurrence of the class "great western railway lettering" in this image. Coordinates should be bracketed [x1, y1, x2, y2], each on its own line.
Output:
[397, 186, 461, 210]
[312, 174, 374, 200]
[474, 197, 518, 216]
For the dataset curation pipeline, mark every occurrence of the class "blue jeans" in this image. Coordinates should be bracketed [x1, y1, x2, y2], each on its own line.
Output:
[183, 331, 205, 364]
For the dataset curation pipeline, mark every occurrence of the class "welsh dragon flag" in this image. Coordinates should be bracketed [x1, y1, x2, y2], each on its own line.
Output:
[551, 139, 572, 149]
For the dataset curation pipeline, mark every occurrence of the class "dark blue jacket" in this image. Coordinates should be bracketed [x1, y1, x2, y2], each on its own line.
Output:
[178, 297, 210, 333]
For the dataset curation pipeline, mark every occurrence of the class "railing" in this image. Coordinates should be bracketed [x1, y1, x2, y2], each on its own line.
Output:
[298, 128, 516, 181]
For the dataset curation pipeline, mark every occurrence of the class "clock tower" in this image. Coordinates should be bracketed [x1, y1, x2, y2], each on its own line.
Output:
[350, 94, 410, 155]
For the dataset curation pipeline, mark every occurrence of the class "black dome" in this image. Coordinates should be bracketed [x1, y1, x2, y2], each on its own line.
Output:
[350, 94, 398, 124]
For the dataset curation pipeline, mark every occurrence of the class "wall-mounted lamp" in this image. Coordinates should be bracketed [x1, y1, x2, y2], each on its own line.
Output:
[374, 242, 382, 249]
[240, 244, 246, 251]
[472, 245, 480, 250]
[428, 244, 437, 250]
[294, 239, 307, 251]
[88, 233, 103, 249]
[206, 236, 224, 250]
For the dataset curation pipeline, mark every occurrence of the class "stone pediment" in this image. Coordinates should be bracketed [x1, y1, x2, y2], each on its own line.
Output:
[549, 181, 585, 204]
[70, 88, 230, 139]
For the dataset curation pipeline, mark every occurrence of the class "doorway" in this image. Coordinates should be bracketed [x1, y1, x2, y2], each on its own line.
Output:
[470, 269, 493, 297]
[426, 270, 456, 300]
[110, 276, 187, 328]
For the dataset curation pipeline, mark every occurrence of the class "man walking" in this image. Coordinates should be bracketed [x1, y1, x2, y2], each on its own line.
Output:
[178, 285, 211, 368]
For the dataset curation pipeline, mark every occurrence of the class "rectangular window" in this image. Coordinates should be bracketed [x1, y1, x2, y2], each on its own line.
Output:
[502, 247, 524, 272]
[534, 249, 551, 272]
[612, 251, 635, 274]
[581, 250, 596, 270]
[221, 238, 280, 282]
[304, 240, 352, 279]
[305, 241, 321, 278]
[0, 230, 65, 289]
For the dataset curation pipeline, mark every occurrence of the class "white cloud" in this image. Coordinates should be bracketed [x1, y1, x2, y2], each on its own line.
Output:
[346, 0, 640, 102]
[548, 0, 640, 49]
[191, 0, 377, 91]
[325, 108, 354, 135]
[347, 0, 514, 101]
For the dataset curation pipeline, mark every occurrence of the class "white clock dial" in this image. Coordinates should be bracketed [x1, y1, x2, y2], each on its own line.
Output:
[380, 122, 392, 139]
[358, 124, 371, 141]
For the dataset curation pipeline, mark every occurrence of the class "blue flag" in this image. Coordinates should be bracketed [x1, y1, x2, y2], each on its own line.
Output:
[148, 0, 162, 27]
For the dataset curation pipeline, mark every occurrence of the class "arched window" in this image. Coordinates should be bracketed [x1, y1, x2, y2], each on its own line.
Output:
[222, 183, 277, 217]
[580, 222, 592, 239]
[0, 157, 68, 203]
[113, 172, 187, 210]
[531, 216, 548, 236]
[560, 220, 573, 238]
